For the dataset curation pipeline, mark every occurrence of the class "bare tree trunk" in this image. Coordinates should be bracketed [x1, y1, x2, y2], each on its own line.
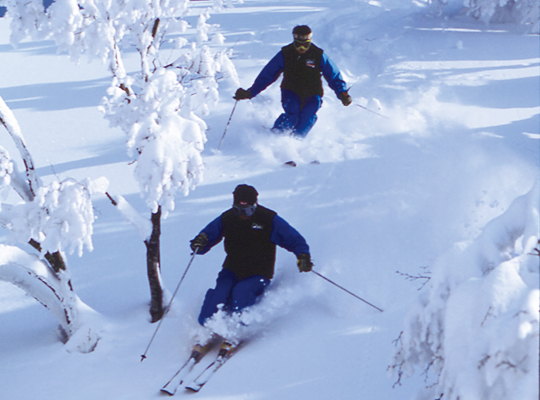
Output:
[105, 193, 164, 322]
[145, 206, 164, 322]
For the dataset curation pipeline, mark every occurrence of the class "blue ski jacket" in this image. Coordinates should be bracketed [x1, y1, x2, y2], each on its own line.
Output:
[248, 44, 347, 100]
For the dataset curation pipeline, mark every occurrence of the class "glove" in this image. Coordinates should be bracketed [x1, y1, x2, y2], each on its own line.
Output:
[234, 88, 252, 100]
[297, 253, 313, 273]
[339, 91, 352, 106]
[190, 232, 208, 253]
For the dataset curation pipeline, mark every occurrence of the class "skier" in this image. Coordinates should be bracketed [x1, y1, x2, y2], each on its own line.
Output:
[162, 193, 310, 395]
[161, 185, 377, 395]
[233, 25, 352, 138]
[189, 184, 313, 327]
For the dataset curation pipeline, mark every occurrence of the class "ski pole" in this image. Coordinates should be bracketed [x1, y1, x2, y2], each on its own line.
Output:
[354, 103, 390, 120]
[141, 249, 199, 362]
[218, 100, 238, 150]
[311, 269, 384, 312]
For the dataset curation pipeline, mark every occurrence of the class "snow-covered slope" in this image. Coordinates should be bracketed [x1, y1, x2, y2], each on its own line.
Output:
[0, 1, 538, 399]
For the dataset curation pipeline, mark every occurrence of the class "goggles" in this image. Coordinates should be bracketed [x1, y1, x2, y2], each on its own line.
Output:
[293, 32, 312, 41]
[293, 38, 312, 51]
[233, 203, 257, 217]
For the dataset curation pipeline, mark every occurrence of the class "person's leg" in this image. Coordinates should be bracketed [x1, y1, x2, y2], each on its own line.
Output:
[198, 269, 237, 325]
[229, 275, 270, 313]
[272, 89, 301, 133]
[292, 95, 322, 138]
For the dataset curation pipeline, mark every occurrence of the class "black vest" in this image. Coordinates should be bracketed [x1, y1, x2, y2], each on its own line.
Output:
[281, 43, 324, 99]
[221, 205, 277, 280]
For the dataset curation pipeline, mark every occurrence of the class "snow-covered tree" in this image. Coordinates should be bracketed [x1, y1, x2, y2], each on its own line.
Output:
[98, 3, 236, 322]
[0, 0, 238, 322]
[0, 94, 107, 352]
[389, 183, 539, 400]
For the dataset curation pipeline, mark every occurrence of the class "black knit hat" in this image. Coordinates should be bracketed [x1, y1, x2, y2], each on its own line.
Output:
[233, 184, 258, 205]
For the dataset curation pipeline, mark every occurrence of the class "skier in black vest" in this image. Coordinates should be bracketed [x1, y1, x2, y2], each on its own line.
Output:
[234, 25, 352, 138]
[189, 184, 312, 326]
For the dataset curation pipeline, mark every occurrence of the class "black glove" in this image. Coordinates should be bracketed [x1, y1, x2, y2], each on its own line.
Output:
[297, 253, 313, 272]
[234, 88, 252, 100]
[190, 232, 208, 252]
[339, 91, 352, 106]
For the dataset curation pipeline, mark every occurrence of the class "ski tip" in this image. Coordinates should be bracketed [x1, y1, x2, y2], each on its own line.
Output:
[160, 388, 175, 396]
[185, 385, 201, 393]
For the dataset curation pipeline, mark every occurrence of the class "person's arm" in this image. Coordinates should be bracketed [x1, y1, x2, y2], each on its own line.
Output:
[248, 51, 285, 98]
[270, 215, 310, 256]
[271, 215, 313, 272]
[320, 53, 347, 98]
[195, 216, 224, 254]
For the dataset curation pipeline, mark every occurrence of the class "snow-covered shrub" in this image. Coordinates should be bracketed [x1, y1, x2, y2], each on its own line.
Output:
[465, 0, 540, 32]
[0, 95, 107, 351]
[389, 182, 539, 400]
[425, 0, 539, 33]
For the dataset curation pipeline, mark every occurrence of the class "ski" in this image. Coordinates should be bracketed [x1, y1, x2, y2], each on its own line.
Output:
[284, 160, 320, 167]
[184, 341, 239, 393]
[160, 343, 210, 396]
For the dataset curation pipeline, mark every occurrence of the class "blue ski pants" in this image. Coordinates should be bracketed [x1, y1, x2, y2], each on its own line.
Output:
[198, 268, 270, 326]
[272, 89, 322, 138]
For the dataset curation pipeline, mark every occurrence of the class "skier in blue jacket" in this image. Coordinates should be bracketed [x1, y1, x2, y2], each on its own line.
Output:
[234, 25, 352, 138]
[190, 184, 312, 326]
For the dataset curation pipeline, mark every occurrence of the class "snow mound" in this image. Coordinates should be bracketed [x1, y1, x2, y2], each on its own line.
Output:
[390, 182, 540, 400]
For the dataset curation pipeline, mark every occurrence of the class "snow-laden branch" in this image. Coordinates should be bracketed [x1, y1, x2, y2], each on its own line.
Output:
[0, 244, 78, 335]
[0, 95, 39, 200]
[106, 193, 153, 241]
[6, 177, 109, 257]
[0, 244, 101, 352]
[102, 67, 208, 216]
[390, 181, 540, 400]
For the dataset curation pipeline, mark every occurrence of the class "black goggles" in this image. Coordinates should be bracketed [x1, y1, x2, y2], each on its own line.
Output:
[233, 203, 257, 217]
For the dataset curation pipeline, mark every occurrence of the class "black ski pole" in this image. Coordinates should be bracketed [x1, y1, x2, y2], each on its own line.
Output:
[311, 269, 384, 312]
[141, 249, 199, 362]
[354, 103, 390, 120]
[218, 100, 238, 150]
